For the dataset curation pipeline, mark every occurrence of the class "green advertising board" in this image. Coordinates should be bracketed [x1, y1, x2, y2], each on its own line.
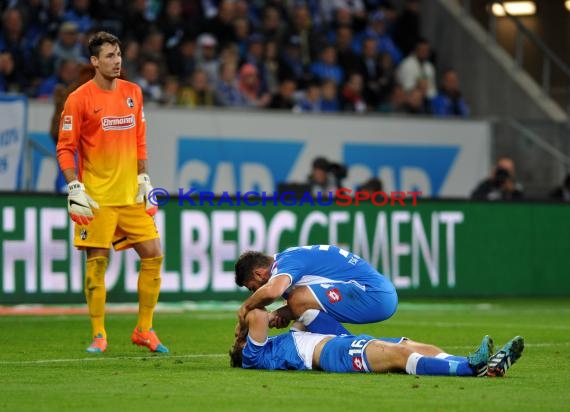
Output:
[1, 193, 569, 304]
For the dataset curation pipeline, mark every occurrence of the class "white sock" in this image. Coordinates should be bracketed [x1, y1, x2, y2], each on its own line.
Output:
[298, 309, 319, 326]
[435, 353, 454, 359]
[405, 352, 424, 375]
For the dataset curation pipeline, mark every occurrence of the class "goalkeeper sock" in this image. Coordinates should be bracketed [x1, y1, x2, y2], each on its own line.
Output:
[137, 256, 163, 332]
[299, 309, 350, 335]
[406, 353, 475, 376]
[85, 256, 108, 339]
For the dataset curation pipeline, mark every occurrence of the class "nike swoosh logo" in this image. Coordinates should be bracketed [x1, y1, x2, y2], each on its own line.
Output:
[69, 199, 88, 208]
[94, 108, 103, 113]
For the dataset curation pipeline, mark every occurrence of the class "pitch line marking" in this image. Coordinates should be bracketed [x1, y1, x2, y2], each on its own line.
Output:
[1, 342, 567, 366]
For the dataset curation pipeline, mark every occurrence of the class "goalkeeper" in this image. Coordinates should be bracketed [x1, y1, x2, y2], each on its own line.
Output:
[56, 31, 167, 354]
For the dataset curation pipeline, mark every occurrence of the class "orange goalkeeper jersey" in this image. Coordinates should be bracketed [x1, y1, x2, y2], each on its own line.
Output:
[56, 79, 147, 206]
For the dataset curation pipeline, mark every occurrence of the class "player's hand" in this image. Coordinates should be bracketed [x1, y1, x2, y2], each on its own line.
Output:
[268, 311, 290, 329]
[135, 173, 158, 216]
[67, 180, 99, 225]
[237, 304, 249, 327]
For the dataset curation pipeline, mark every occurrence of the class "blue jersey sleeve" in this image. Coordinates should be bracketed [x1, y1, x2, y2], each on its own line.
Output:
[271, 250, 306, 285]
[241, 335, 268, 369]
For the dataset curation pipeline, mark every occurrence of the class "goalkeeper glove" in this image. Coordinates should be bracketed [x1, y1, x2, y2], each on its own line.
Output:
[135, 173, 158, 216]
[67, 180, 99, 225]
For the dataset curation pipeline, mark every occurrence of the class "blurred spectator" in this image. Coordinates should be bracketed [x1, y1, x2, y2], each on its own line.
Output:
[63, 0, 93, 33]
[357, 37, 380, 106]
[53, 22, 86, 66]
[157, 0, 190, 52]
[397, 37, 436, 98]
[207, 0, 237, 48]
[0, 7, 34, 91]
[237, 63, 270, 108]
[284, 4, 319, 66]
[357, 177, 383, 193]
[233, 17, 251, 58]
[135, 59, 163, 104]
[335, 26, 359, 78]
[268, 78, 297, 110]
[29, 36, 57, 93]
[122, 39, 141, 80]
[393, 0, 421, 57]
[124, 0, 153, 41]
[341, 72, 367, 113]
[307, 156, 347, 196]
[320, 78, 341, 112]
[294, 80, 322, 113]
[378, 83, 406, 113]
[196, 33, 220, 87]
[262, 40, 280, 94]
[167, 35, 197, 83]
[215, 61, 247, 107]
[0, 52, 16, 92]
[431, 68, 469, 117]
[43, 0, 67, 38]
[403, 86, 430, 115]
[549, 174, 570, 202]
[160, 76, 181, 107]
[139, 29, 167, 75]
[353, 11, 402, 64]
[261, 6, 286, 44]
[471, 157, 525, 201]
[278, 35, 309, 87]
[178, 68, 215, 108]
[36, 58, 79, 99]
[241, 33, 265, 74]
[310, 45, 343, 85]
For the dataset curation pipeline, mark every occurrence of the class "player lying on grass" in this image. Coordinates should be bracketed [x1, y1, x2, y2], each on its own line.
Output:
[229, 309, 524, 377]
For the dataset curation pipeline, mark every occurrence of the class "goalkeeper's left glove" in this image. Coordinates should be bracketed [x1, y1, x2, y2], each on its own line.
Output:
[135, 173, 158, 216]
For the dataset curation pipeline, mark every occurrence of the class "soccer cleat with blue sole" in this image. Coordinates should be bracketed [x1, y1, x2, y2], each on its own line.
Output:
[86, 333, 107, 353]
[467, 335, 494, 377]
[131, 328, 169, 353]
[487, 336, 524, 377]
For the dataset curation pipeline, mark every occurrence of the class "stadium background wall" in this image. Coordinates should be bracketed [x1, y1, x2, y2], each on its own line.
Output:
[1, 194, 569, 303]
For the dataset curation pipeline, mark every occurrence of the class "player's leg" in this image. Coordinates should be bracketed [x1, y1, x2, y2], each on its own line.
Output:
[117, 204, 168, 353]
[76, 206, 118, 353]
[365, 340, 478, 377]
[401, 336, 494, 376]
[287, 286, 351, 335]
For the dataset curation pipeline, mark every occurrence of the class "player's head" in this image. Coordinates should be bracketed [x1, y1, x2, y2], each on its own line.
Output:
[235, 251, 272, 291]
[88, 31, 122, 79]
[229, 339, 245, 368]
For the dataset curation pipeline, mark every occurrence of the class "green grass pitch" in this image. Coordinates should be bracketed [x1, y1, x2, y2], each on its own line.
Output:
[1, 298, 569, 412]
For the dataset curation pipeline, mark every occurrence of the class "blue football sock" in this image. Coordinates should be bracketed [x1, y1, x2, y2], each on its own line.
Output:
[300, 309, 350, 335]
[407, 353, 475, 376]
[436, 353, 468, 362]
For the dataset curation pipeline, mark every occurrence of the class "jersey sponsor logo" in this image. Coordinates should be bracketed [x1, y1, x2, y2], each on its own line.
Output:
[127, 97, 134, 108]
[352, 356, 363, 371]
[101, 114, 136, 131]
[80, 228, 87, 240]
[326, 288, 342, 303]
[62, 115, 73, 131]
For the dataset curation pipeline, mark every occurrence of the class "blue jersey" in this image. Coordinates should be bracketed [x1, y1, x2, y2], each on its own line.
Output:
[271, 245, 390, 297]
[242, 331, 331, 371]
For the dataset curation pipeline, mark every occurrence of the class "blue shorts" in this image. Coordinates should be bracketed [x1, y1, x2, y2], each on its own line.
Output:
[319, 334, 405, 373]
[307, 281, 398, 324]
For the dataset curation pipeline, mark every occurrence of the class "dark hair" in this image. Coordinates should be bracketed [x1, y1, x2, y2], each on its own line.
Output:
[88, 31, 121, 58]
[234, 251, 271, 287]
[229, 341, 244, 368]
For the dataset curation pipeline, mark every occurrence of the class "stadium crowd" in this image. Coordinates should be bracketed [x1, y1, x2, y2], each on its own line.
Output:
[0, 0, 469, 117]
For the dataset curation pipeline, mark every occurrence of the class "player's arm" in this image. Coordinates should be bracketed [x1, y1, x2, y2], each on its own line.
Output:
[238, 275, 291, 326]
[245, 309, 270, 344]
[56, 94, 99, 225]
[268, 304, 294, 329]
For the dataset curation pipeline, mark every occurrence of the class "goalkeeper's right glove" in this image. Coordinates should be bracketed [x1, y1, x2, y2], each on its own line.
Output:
[67, 180, 99, 225]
